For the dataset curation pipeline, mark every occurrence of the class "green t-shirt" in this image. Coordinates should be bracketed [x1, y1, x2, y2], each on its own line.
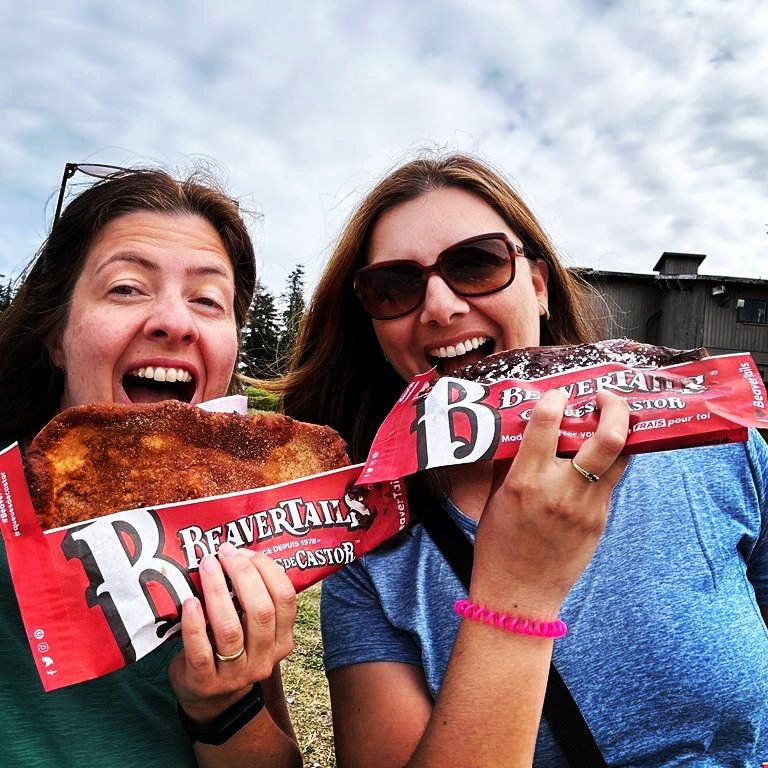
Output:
[0, 542, 197, 767]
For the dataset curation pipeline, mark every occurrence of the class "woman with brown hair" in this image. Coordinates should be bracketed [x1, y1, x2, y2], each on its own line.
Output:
[277, 152, 768, 766]
[280, 153, 603, 463]
[0, 164, 301, 767]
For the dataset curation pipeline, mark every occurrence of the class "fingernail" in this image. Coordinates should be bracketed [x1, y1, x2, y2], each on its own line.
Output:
[182, 597, 201, 614]
[218, 542, 236, 558]
[200, 555, 218, 573]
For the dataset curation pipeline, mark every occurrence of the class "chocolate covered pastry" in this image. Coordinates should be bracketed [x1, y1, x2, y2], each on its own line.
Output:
[454, 338, 708, 384]
[25, 400, 350, 529]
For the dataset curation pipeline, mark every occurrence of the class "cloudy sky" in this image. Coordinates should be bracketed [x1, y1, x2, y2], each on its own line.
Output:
[3, 0, 767, 300]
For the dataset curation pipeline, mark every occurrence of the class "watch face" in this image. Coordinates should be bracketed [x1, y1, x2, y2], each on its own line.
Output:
[177, 682, 265, 745]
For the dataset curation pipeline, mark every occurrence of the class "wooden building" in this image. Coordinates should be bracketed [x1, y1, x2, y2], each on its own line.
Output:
[577, 252, 768, 385]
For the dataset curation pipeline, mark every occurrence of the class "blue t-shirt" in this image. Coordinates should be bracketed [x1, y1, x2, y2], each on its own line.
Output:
[321, 433, 768, 767]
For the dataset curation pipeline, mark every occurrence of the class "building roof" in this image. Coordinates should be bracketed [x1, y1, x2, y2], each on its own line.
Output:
[577, 268, 768, 287]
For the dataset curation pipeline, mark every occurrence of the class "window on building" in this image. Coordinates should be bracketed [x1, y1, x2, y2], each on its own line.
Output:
[738, 299, 768, 324]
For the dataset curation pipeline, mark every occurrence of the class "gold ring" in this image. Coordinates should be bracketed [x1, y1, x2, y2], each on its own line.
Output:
[571, 458, 600, 483]
[215, 645, 246, 663]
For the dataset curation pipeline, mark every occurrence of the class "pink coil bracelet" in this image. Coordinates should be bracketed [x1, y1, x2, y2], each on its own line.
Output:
[453, 599, 568, 639]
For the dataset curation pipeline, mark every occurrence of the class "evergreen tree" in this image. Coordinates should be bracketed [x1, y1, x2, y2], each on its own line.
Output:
[241, 280, 281, 378]
[279, 265, 306, 363]
[0, 277, 15, 314]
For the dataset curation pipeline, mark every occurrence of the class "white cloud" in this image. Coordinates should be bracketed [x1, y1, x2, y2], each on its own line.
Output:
[2, 0, 767, 296]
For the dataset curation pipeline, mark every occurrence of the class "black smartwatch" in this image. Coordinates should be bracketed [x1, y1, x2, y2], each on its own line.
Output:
[177, 682, 265, 745]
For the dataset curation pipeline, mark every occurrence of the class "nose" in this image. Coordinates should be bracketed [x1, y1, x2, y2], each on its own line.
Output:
[418, 273, 470, 325]
[143, 296, 200, 345]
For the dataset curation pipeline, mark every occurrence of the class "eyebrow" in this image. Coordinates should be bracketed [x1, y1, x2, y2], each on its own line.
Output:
[94, 252, 232, 280]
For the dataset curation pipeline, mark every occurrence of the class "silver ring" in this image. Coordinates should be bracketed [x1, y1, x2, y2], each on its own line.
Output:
[571, 458, 600, 483]
[215, 645, 246, 663]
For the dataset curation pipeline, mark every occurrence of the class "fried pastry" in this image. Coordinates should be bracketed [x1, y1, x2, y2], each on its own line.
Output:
[24, 400, 350, 529]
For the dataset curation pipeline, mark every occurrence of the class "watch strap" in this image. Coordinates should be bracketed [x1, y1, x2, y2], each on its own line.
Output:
[177, 682, 265, 745]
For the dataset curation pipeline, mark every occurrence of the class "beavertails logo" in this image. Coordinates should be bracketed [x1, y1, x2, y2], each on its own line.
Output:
[175, 481, 377, 569]
[59, 483, 379, 664]
[500, 369, 707, 405]
[413, 372, 708, 471]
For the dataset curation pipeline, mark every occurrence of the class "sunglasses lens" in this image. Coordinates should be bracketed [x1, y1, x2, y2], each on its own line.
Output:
[76, 164, 131, 180]
[357, 263, 425, 319]
[442, 239, 513, 295]
[355, 235, 517, 319]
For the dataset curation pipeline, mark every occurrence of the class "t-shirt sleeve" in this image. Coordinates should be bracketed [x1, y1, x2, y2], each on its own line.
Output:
[745, 430, 768, 605]
[320, 559, 422, 673]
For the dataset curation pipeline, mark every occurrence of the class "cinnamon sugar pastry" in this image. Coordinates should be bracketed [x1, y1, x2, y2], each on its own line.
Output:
[24, 400, 350, 529]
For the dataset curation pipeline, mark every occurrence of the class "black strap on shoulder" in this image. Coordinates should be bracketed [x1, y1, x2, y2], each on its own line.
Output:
[421, 512, 607, 768]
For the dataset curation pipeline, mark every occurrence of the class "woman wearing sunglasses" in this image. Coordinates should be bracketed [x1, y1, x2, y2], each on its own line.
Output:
[275, 152, 768, 766]
[0, 165, 301, 767]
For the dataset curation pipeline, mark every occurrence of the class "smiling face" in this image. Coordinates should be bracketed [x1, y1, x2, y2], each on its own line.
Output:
[366, 186, 549, 381]
[49, 211, 239, 410]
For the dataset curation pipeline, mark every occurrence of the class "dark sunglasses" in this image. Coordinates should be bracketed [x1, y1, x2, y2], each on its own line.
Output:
[354, 232, 529, 320]
[53, 162, 241, 226]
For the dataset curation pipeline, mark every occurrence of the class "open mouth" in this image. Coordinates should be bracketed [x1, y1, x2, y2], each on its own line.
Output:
[122, 366, 196, 404]
[428, 336, 495, 377]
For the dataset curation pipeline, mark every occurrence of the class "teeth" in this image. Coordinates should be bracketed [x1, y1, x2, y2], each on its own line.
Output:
[429, 336, 487, 359]
[128, 366, 192, 383]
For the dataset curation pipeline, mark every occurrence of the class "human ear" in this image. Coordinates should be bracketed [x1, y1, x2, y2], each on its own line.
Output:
[531, 259, 549, 307]
[45, 330, 66, 372]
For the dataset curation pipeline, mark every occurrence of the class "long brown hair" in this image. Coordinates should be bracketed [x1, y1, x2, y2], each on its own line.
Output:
[275, 151, 603, 463]
[0, 167, 256, 445]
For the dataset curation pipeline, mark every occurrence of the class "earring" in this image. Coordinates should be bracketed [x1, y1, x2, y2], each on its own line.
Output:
[538, 301, 551, 321]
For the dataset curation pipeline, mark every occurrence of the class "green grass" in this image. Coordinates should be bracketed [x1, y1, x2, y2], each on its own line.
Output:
[245, 386, 281, 412]
[282, 583, 336, 767]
